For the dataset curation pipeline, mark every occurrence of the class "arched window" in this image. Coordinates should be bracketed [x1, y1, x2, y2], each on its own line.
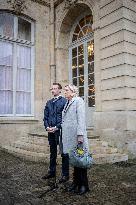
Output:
[70, 14, 95, 108]
[72, 15, 93, 42]
[0, 12, 34, 116]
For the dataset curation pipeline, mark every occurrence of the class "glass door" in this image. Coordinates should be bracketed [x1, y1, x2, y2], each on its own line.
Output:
[69, 39, 95, 127]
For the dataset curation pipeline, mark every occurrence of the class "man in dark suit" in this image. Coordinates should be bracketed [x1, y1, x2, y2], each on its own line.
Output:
[42, 83, 69, 183]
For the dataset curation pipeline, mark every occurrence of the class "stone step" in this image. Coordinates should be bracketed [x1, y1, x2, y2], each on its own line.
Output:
[90, 146, 118, 154]
[93, 153, 128, 164]
[89, 139, 109, 147]
[2, 145, 49, 162]
[12, 139, 118, 155]
[21, 135, 48, 146]
[2, 144, 128, 165]
[12, 141, 50, 153]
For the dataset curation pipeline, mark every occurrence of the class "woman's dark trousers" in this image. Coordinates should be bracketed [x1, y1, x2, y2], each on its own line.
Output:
[73, 167, 89, 190]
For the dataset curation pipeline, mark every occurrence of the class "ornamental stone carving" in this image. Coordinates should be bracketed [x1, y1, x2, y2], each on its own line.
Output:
[7, 0, 27, 14]
[64, 0, 79, 9]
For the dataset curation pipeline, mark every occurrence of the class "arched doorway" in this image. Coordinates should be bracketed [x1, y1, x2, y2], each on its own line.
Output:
[69, 13, 95, 127]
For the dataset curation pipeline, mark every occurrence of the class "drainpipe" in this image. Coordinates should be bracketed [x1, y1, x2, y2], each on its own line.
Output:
[50, 0, 56, 85]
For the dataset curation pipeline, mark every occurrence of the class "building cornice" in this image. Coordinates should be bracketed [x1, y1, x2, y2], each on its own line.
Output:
[31, 0, 50, 7]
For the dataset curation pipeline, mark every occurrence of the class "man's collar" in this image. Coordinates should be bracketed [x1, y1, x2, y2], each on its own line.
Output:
[53, 95, 61, 99]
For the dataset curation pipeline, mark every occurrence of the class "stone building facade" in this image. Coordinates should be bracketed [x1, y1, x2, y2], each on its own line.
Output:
[0, 0, 136, 158]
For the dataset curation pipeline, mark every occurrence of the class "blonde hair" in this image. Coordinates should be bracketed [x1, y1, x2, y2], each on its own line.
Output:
[65, 84, 79, 97]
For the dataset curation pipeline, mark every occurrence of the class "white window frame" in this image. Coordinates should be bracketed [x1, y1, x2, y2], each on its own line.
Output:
[0, 12, 35, 117]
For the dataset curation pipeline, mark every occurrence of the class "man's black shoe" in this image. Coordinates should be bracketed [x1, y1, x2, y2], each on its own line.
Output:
[58, 176, 69, 183]
[42, 174, 55, 180]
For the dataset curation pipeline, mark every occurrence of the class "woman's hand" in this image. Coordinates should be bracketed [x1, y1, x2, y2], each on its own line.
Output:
[77, 135, 83, 143]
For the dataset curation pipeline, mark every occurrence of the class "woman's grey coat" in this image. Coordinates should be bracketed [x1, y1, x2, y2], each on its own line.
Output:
[61, 96, 89, 154]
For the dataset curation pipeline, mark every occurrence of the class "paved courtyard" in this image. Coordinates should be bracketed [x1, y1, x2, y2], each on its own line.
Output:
[0, 149, 136, 205]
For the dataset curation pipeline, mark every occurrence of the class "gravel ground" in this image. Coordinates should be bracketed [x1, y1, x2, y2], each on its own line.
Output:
[0, 149, 136, 205]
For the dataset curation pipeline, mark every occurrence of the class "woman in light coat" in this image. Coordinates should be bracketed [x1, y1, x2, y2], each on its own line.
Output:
[61, 84, 89, 195]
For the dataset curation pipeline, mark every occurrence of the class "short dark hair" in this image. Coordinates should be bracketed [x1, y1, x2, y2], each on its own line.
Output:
[53, 83, 62, 90]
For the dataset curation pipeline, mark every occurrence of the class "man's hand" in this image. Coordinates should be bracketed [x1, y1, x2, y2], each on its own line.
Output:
[46, 127, 58, 133]
[46, 127, 54, 133]
[51, 127, 58, 132]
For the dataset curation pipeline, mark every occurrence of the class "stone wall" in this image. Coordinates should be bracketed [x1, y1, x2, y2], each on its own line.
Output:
[0, 0, 136, 157]
[0, 0, 50, 146]
[94, 0, 136, 157]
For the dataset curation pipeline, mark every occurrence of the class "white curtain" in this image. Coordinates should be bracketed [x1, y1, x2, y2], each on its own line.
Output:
[0, 41, 13, 114]
[16, 45, 31, 114]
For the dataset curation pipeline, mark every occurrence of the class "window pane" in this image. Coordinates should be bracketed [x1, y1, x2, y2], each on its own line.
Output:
[79, 87, 84, 97]
[72, 47, 77, 57]
[88, 85, 95, 96]
[0, 41, 13, 114]
[0, 13, 14, 37]
[78, 55, 84, 66]
[17, 45, 31, 114]
[78, 31, 84, 38]
[72, 57, 77, 67]
[72, 67, 77, 78]
[17, 46, 31, 68]
[0, 91, 13, 114]
[18, 18, 31, 41]
[88, 96, 95, 107]
[82, 26, 92, 35]
[0, 66, 13, 90]
[88, 41, 94, 62]
[85, 15, 91, 24]
[79, 65, 84, 75]
[72, 14, 93, 42]
[16, 69, 31, 91]
[16, 92, 31, 114]
[79, 17, 85, 28]
[78, 45, 83, 55]
[72, 78, 77, 86]
[72, 34, 78, 42]
[79, 76, 84, 86]
[88, 73, 94, 85]
[88, 62, 94, 74]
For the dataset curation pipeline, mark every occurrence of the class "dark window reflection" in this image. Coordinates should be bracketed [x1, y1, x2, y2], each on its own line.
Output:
[88, 62, 94, 74]
[79, 18, 85, 27]
[78, 45, 83, 55]
[79, 87, 84, 96]
[72, 34, 78, 42]
[79, 76, 84, 86]
[74, 24, 80, 34]
[88, 73, 94, 85]
[18, 18, 31, 41]
[72, 47, 77, 58]
[79, 65, 84, 75]
[73, 78, 77, 86]
[72, 67, 77, 78]
[88, 96, 95, 107]
[78, 55, 84, 66]
[72, 57, 77, 67]
[88, 85, 95, 96]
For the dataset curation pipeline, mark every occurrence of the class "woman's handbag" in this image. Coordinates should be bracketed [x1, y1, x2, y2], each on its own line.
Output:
[69, 143, 93, 169]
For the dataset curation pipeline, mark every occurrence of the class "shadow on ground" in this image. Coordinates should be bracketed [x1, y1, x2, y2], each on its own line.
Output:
[0, 150, 136, 205]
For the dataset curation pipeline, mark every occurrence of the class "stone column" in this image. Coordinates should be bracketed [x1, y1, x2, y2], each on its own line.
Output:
[50, 0, 56, 85]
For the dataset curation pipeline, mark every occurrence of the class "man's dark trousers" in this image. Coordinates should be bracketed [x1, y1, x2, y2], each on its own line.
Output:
[48, 132, 69, 177]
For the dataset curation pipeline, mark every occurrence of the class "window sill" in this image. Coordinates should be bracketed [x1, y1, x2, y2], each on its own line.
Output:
[0, 117, 39, 124]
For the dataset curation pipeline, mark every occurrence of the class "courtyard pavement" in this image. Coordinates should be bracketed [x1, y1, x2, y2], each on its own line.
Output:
[0, 149, 136, 205]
